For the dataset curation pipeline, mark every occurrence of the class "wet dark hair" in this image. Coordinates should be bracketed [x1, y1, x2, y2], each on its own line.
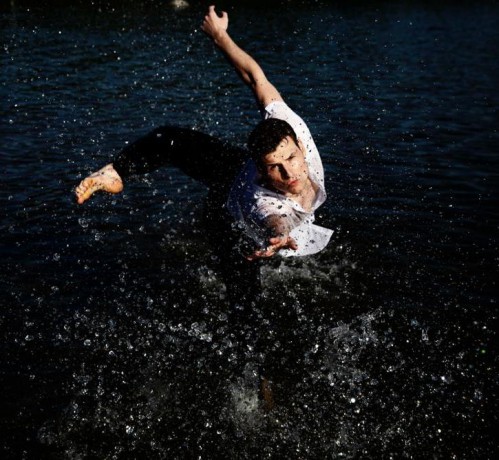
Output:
[248, 119, 298, 166]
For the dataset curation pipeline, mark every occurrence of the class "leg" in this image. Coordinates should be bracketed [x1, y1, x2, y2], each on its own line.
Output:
[76, 126, 249, 203]
[113, 126, 248, 188]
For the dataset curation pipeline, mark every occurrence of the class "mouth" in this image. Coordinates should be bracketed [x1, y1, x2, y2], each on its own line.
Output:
[271, 179, 300, 193]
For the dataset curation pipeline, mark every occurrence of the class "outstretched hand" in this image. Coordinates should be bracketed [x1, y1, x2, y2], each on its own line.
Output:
[245, 235, 298, 261]
[201, 5, 228, 40]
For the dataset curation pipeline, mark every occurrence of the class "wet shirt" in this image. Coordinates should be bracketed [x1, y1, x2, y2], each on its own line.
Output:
[226, 101, 333, 257]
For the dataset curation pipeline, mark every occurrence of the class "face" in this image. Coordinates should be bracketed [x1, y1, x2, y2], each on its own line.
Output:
[259, 136, 309, 196]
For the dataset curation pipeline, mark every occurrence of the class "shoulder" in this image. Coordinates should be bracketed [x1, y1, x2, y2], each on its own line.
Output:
[262, 101, 296, 121]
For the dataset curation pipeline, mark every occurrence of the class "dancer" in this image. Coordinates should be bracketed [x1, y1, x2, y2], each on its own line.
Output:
[75, 5, 332, 291]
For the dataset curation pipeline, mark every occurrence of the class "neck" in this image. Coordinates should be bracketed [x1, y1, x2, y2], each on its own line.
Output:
[294, 178, 317, 211]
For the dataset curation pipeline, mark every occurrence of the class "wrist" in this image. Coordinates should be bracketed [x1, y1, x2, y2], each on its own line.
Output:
[213, 29, 230, 47]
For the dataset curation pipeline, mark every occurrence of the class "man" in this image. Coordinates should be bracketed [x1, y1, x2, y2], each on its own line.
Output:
[75, 5, 332, 290]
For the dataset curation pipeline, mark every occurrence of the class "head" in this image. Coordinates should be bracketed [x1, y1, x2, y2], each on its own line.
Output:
[248, 119, 309, 196]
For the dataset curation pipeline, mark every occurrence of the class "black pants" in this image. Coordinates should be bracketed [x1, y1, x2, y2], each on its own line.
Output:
[112, 126, 262, 306]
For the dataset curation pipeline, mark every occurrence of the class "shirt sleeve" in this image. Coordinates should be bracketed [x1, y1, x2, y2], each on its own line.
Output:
[252, 196, 305, 230]
[263, 101, 313, 148]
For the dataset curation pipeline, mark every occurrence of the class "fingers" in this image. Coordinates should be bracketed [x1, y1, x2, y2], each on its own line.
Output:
[268, 235, 298, 250]
[202, 5, 228, 33]
[207, 5, 217, 20]
[201, 6, 216, 34]
[268, 236, 283, 246]
[245, 248, 274, 261]
[207, 5, 226, 17]
[202, 5, 214, 24]
[245, 244, 279, 261]
[245, 236, 298, 261]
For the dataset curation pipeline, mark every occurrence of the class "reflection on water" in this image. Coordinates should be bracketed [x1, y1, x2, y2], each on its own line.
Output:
[1, 1, 497, 458]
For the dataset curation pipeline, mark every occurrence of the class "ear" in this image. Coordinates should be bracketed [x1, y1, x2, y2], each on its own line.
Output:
[297, 138, 306, 154]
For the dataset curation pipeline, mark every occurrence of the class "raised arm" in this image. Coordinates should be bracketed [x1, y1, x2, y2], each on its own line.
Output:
[201, 5, 283, 109]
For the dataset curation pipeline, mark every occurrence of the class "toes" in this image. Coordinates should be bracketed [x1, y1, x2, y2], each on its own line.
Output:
[75, 180, 91, 204]
[75, 184, 87, 196]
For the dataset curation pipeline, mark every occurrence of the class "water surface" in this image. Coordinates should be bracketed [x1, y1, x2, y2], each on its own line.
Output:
[1, 1, 498, 458]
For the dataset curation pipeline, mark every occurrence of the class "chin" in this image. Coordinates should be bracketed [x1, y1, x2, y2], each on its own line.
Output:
[283, 184, 302, 195]
[272, 180, 303, 195]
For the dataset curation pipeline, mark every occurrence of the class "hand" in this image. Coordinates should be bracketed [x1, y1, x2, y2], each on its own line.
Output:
[200, 5, 228, 40]
[245, 235, 298, 261]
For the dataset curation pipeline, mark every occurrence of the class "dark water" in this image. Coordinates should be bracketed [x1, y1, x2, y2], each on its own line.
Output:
[2, 1, 498, 458]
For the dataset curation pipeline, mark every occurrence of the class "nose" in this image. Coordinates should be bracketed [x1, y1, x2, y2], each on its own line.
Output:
[279, 164, 291, 180]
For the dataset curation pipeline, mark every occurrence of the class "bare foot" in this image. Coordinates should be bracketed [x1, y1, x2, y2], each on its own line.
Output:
[75, 164, 123, 204]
